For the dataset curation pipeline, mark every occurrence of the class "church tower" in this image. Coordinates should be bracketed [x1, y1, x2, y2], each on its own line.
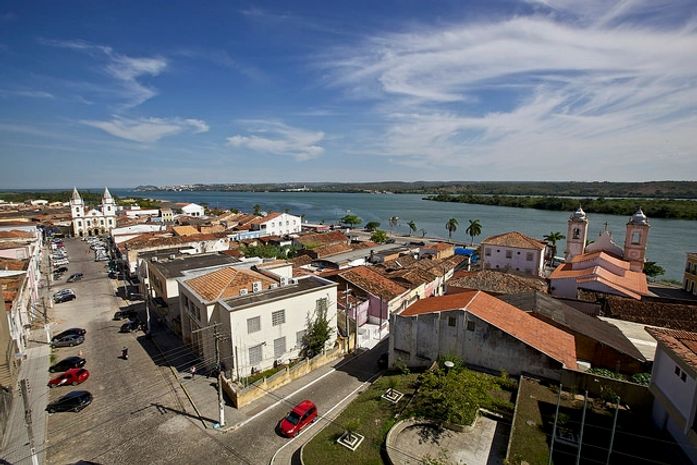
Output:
[624, 208, 650, 272]
[70, 187, 85, 237]
[101, 187, 117, 231]
[565, 206, 588, 261]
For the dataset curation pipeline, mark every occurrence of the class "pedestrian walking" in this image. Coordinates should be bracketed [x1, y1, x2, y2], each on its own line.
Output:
[78, 350, 83, 358]
[190, 365, 196, 379]
[121, 346, 129, 360]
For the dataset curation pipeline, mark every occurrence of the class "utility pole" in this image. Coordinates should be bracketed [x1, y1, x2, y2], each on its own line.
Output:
[547, 383, 562, 465]
[20, 379, 39, 465]
[606, 396, 621, 465]
[345, 284, 351, 353]
[192, 323, 227, 427]
[576, 390, 589, 465]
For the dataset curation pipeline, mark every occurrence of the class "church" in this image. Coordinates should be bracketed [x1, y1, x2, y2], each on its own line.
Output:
[70, 187, 117, 237]
[550, 207, 651, 300]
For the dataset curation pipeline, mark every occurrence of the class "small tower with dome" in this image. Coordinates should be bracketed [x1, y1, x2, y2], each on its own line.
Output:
[565, 206, 588, 261]
[624, 207, 650, 272]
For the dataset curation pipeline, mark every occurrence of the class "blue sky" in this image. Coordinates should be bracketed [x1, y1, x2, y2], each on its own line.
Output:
[1, 0, 696, 188]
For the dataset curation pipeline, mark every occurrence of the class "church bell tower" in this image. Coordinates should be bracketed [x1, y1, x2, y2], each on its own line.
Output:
[624, 208, 650, 272]
[565, 206, 588, 261]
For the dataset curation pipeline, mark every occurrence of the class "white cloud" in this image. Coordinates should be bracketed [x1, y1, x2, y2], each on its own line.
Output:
[82, 116, 209, 143]
[0, 89, 54, 99]
[227, 120, 325, 160]
[41, 38, 167, 107]
[323, 8, 697, 178]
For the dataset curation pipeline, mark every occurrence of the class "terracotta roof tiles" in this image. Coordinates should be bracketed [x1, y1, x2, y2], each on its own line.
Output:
[339, 266, 408, 301]
[184, 267, 277, 302]
[482, 231, 546, 251]
[647, 327, 697, 374]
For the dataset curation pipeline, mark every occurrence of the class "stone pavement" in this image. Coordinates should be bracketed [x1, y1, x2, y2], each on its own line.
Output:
[0, 328, 52, 465]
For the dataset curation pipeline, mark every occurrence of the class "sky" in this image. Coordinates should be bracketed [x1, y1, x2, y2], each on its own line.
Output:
[1, 0, 696, 188]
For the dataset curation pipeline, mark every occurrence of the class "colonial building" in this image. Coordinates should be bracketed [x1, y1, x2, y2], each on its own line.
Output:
[70, 187, 117, 237]
[481, 231, 547, 276]
[684, 253, 697, 296]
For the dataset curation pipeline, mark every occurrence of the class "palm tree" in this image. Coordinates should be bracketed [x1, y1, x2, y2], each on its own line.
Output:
[388, 216, 400, 234]
[419, 228, 427, 238]
[253, 204, 262, 216]
[407, 220, 417, 237]
[465, 219, 482, 246]
[543, 231, 566, 265]
[445, 218, 459, 241]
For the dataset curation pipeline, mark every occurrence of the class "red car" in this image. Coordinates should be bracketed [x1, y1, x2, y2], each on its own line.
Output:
[278, 400, 317, 437]
[48, 368, 90, 388]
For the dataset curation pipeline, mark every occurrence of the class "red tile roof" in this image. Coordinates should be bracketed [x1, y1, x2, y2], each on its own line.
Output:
[0, 230, 34, 239]
[482, 231, 546, 251]
[401, 291, 577, 368]
[184, 267, 277, 302]
[297, 230, 349, 247]
[246, 212, 284, 226]
[550, 260, 649, 300]
[339, 266, 408, 301]
[569, 251, 630, 270]
[647, 327, 697, 373]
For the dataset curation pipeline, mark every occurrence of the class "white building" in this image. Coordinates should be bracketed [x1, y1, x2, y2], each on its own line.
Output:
[71, 187, 117, 237]
[181, 203, 205, 217]
[481, 231, 547, 276]
[178, 264, 337, 379]
[246, 212, 302, 237]
[647, 327, 697, 464]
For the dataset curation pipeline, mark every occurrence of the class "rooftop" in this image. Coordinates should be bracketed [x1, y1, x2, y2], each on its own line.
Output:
[222, 275, 336, 310]
[149, 253, 239, 279]
[482, 231, 546, 251]
[184, 266, 277, 302]
[646, 327, 697, 374]
[448, 269, 548, 295]
[296, 230, 349, 247]
[339, 265, 408, 301]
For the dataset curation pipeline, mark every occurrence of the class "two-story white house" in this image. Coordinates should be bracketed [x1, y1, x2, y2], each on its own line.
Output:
[181, 203, 205, 217]
[481, 231, 547, 276]
[178, 264, 337, 380]
[647, 327, 697, 464]
[246, 212, 302, 237]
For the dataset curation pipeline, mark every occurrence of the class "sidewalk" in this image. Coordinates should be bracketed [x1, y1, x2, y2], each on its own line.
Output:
[0, 328, 52, 465]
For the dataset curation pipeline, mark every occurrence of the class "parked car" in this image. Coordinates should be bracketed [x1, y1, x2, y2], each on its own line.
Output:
[67, 273, 84, 283]
[45, 390, 93, 413]
[55, 266, 69, 274]
[54, 291, 76, 304]
[49, 356, 86, 373]
[54, 259, 70, 266]
[53, 288, 75, 298]
[53, 272, 65, 281]
[48, 368, 90, 388]
[278, 400, 318, 437]
[51, 334, 84, 348]
[119, 320, 141, 333]
[113, 309, 137, 321]
[53, 328, 87, 340]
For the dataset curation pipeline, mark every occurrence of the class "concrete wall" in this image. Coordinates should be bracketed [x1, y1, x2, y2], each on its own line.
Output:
[482, 245, 544, 276]
[560, 369, 653, 409]
[653, 347, 697, 423]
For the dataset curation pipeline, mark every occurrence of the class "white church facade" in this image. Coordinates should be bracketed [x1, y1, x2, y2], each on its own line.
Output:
[70, 187, 117, 237]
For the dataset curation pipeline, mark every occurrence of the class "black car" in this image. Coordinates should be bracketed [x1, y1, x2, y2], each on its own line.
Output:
[49, 356, 86, 373]
[54, 266, 69, 274]
[119, 320, 141, 333]
[46, 390, 93, 413]
[113, 309, 137, 321]
[54, 293, 76, 304]
[51, 335, 85, 348]
[53, 328, 87, 341]
[67, 273, 84, 283]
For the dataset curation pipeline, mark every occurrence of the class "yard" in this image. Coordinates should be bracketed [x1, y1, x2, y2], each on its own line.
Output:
[508, 377, 690, 465]
[302, 364, 516, 465]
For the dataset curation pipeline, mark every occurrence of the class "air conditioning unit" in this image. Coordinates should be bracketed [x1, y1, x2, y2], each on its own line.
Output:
[169, 254, 176, 260]
[270, 283, 278, 289]
[291, 278, 299, 284]
[280, 277, 289, 286]
[252, 281, 262, 293]
[151, 256, 158, 262]
[239, 288, 248, 296]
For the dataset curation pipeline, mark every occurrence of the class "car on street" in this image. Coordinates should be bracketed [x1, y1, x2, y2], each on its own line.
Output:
[53, 328, 87, 340]
[51, 334, 85, 348]
[48, 368, 90, 388]
[53, 290, 76, 303]
[53, 272, 65, 281]
[45, 390, 93, 413]
[53, 259, 70, 266]
[55, 266, 69, 274]
[278, 400, 318, 437]
[113, 309, 137, 321]
[67, 273, 84, 283]
[49, 356, 86, 373]
[119, 320, 141, 333]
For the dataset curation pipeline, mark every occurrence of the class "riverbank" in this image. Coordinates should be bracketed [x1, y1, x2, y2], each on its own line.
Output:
[424, 194, 697, 220]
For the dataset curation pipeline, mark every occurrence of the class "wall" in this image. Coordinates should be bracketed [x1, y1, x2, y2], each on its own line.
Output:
[652, 348, 697, 421]
[550, 277, 579, 299]
[482, 245, 544, 276]
[560, 369, 653, 409]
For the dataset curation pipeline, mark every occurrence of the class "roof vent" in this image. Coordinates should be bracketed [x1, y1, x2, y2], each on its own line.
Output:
[151, 256, 158, 262]
[252, 281, 262, 293]
[239, 288, 248, 296]
[169, 254, 176, 260]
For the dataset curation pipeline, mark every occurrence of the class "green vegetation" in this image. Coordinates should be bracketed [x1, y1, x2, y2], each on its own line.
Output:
[253, 203, 263, 216]
[543, 231, 566, 261]
[365, 221, 381, 232]
[643, 261, 666, 278]
[388, 215, 400, 233]
[586, 367, 652, 386]
[301, 300, 334, 358]
[370, 229, 389, 243]
[426, 193, 697, 220]
[0, 190, 104, 204]
[445, 217, 458, 240]
[241, 243, 300, 259]
[340, 214, 362, 226]
[407, 220, 417, 236]
[465, 218, 482, 245]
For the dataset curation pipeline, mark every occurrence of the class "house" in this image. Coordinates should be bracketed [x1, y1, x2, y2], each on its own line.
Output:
[647, 327, 697, 464]
[181, 203, 205, 217]
[481, 231, 547, 276]
[160, 207, 174, 223]
[447, 269, 548, 295]
[109, 224, 168, 245]
[0, 290, 17, 390]
[389, 291, 578, 380]
[501, 292, 646, 374]
[178, 267, 338, 379]
[684, 253, 697, 296]
[244, 212, 301, 237]
[294, 230, 352, 258]
[549, 251, 650, 300]
[419, 242, 455, 260]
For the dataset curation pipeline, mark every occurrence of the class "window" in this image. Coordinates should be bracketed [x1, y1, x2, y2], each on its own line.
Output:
[467, 320, 475, 331]
[272, 310, 286, 326]
[573, 228, 580, 239]
[447, 316, 456, 327]
[505, 250, 512, 259]
[247, 316, 261, 334]
[632, 231, 641, 244]
[682, 372, 687, 382]
[249, 344, 263, 366]
[296, 330, 306, 347]
[77, 221, 82, 226]
[526, 252, 534, 261]
[485, 248, 491, 256]
[315, 297, 328, 315]
[675, 366, 680, 375]
[274, 337, 286, 359]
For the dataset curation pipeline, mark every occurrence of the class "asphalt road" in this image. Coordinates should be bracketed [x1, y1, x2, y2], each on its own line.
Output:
[40, 238, 386, 465]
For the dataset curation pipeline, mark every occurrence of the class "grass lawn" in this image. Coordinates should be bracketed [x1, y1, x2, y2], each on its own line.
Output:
[508, 377, 690, 465]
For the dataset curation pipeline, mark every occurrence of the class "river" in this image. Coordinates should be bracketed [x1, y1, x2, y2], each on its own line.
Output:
[112, 189, 695, 281]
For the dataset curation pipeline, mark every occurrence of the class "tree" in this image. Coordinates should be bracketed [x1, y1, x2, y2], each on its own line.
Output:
[465, 219, 482, 245]
[407, 220, 417, 236]
[370, 229, 389, 243]
[388, 216, 400, 234]
[340, 214, 362, 227]
[301, 300, 334, 358]
[419, 228, 427, 238]
[644, 261, 665, 278]
[445, 218, 459, 240]
[543, 231, 566, 264]
[365, 221, 381, 232]
[253, 204, 263, 216]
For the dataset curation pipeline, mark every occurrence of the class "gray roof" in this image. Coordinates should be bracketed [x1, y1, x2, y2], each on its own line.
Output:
[150, 253, 239, 279]
[501, 292, 646, 362]
[222, 275, 336, 311]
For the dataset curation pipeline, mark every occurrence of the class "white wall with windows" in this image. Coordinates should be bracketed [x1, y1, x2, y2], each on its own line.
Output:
[481, 245, 545, 276]
[255, 213, 302, 237]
